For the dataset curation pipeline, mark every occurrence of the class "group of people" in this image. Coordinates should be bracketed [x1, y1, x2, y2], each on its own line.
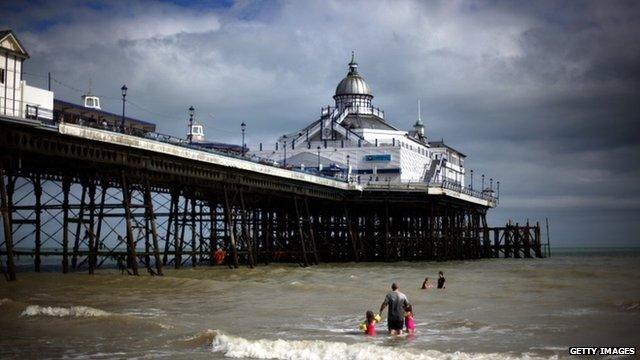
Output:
[420, 271, 446, 290]
[363, 271, 446, 336]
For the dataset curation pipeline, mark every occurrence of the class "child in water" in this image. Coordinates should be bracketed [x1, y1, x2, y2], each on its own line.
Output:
[364, 310, 376, 336]
[421, 277, 432, 289]
[404, 304, 415, 334]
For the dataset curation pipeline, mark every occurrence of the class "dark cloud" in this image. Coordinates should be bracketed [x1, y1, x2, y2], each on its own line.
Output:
[1, 0, 639, 246]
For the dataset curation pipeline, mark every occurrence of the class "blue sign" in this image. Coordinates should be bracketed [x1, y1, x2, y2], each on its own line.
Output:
[364, 154, 391, 162]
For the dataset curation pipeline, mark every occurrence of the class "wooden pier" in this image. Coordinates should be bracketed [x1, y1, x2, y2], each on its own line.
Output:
[0, 118, 545, 281]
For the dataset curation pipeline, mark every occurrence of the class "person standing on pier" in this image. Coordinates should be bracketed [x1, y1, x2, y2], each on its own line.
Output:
[379, 282, 410, 335]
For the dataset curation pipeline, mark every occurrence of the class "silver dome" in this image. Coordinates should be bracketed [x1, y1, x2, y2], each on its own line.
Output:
[334, 53, 372, 97]
[335, 74, 371, 96]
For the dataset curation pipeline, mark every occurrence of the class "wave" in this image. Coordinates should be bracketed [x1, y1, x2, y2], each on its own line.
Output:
[209, 330, 554, 360]
[615, 300, 640, 311]
[21, 305, 111, 318]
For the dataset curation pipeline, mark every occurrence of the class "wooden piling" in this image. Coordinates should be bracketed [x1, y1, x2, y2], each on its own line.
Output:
[72, 180, 88, 269]
[223, 187, 239, 268]
[121, 172, 139, 276]
[86, 181, 96, 274]
[0, 164, 16, 281]
[33, 174, 42, 272]
[144, 177, 162, 275]
[62, 176, 71, 273]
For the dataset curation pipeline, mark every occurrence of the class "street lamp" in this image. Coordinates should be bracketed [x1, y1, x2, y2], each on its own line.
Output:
[482, 174, 485, 190]
[346, 154, 350, 179]
[317, 146, 321, 171]
[241, 122, 246, 156]
[490, 178, 493, 190]
[282, 135, 288, 167]
[470, 169, 474, 190]
[188, 106, 195, 143]
[120, 85, 127, 133]
[496, 181, 500, 199]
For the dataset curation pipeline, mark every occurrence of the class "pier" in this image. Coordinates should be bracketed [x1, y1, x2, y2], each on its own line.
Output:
[0, 116, 544, 281]
[0, 32, 547, 282]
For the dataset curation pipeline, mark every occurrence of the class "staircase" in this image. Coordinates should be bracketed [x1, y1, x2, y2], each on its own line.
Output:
[423, 158, 445, 183]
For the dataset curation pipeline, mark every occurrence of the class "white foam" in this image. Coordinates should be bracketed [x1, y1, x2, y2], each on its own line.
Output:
[0, 298, 11, 306]
[21, 305, 111, 318]
[210, 330, 555, 360]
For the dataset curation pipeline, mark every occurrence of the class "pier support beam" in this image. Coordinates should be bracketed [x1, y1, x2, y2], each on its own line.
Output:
[121, 172, 139, 276]
[0, 164, 16, 281]
[62, 177, 70, 273]
[32, 174, 42, 272]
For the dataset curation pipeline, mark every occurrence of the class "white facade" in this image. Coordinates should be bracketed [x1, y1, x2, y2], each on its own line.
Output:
[0, 31, 53, 120]
[250, 56, 467, 187]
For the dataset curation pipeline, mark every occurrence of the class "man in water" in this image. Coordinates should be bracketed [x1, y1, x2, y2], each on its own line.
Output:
[379, 282, 409, 335]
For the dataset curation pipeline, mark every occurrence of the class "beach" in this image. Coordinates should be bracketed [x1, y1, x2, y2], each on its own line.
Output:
[1, 248, 638, 359]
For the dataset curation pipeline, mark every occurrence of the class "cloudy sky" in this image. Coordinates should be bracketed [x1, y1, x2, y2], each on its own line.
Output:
[2, 0, 639, 246]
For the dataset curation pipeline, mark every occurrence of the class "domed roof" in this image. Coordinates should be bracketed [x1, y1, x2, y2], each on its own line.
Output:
[334, 53, 372, 97]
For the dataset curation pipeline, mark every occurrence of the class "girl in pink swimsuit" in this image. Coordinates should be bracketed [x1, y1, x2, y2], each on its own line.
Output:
[404, 304, 415, 334]
[364, 310, 376, 336]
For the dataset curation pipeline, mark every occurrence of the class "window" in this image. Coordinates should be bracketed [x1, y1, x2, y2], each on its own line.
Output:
[0, 68, 4, 84]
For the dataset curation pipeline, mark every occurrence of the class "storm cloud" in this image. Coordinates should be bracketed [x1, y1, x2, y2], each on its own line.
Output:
[2, 0, 639, 246]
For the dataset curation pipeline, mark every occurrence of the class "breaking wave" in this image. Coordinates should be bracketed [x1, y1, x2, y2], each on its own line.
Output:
[0, 298, 11, 306]
[21, 305, 111, 318]
[209, 330, 554, 360]
[616, 300, 640, 311]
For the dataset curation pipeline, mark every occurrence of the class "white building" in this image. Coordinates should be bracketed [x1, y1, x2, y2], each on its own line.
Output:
[251, 53, 466, 186]
[0, 30, 53, 120]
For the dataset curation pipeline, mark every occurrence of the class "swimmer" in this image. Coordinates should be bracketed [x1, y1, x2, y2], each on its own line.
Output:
[437, 271, 446, 289]
[421, 277, 432, 290]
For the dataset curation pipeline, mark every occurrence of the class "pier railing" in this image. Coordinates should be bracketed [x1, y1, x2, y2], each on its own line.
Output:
[435, 180, 498, 203]
[45, 119, 352, 184]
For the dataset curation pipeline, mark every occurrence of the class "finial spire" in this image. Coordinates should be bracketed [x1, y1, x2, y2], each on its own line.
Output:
[414, 98, 423, 127]
[348, 51, 358, 75]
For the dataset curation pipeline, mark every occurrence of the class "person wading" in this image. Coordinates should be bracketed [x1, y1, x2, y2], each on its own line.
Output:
[379, 282, 410, 335]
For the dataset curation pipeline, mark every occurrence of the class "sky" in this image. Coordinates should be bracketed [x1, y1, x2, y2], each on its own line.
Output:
[2, 0, 639, 247]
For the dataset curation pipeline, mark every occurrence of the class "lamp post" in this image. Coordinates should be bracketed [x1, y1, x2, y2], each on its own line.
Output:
[317, 146, 321, 171]
[188, 106, 194, 143]
[490, 178, 493, 190]
[470, 169, 474, 190]
[482, 174, 485, 190]
[282, 135, 287, 167]
[346, 154, 350, 180]
[241, 122, 246, 156]
[497, 181, 500, 199]
[120, 85, 127, 133]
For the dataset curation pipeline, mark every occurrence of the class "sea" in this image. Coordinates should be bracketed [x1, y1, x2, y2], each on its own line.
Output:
[0, 248, 638, 359]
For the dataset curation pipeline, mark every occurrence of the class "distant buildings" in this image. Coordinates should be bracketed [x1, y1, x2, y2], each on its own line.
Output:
[251, 53, 466, 186]
[0, 30, 53, 121]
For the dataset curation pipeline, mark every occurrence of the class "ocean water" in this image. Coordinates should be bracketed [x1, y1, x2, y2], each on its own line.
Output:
[0, 248, 639, 359]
